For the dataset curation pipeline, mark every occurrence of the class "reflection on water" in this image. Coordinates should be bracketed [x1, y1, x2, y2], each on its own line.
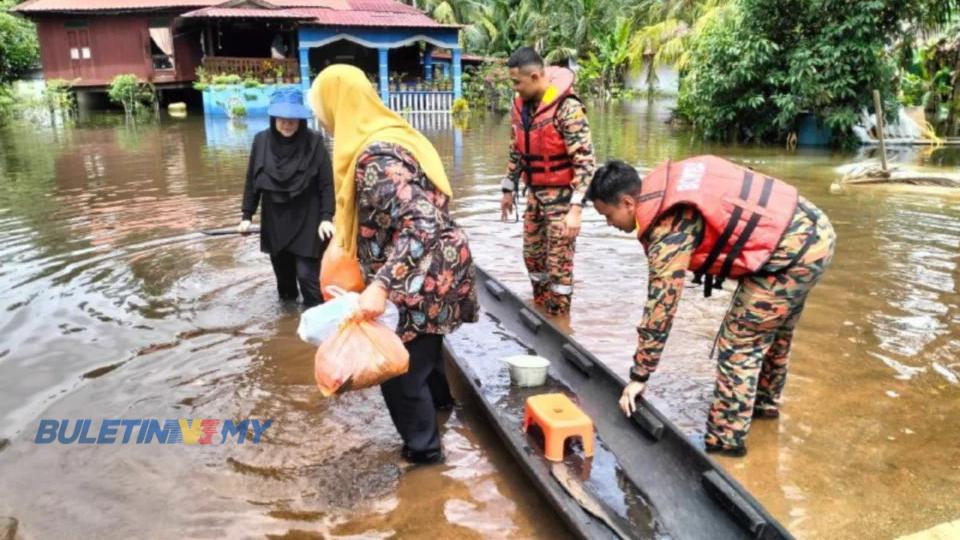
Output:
[0, 103, 958, 539]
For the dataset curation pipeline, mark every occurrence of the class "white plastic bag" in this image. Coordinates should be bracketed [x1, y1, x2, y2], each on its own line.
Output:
[297, 286, 399, 346]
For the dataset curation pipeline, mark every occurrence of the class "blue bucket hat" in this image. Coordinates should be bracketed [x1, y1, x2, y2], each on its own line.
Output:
[268, 88, 313, 120]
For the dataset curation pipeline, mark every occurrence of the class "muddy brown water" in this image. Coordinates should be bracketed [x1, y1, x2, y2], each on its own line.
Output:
[0, 102, 958, 539]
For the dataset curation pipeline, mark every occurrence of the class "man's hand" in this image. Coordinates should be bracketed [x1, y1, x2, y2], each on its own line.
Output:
[619, 381, 647, 416]
[500, 192, 515, 221]
[562, 205, 582, 238]
[357, 282, 388, 321]
[238, 219, 252, 234]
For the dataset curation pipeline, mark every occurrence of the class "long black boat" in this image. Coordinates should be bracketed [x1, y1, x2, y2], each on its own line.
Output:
[443, 267, 793, 540]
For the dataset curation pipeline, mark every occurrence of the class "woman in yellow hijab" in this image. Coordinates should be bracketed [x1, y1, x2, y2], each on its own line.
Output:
[309, 64, 478, 465]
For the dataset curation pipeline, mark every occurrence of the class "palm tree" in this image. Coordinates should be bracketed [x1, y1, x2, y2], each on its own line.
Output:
[627, 0, 733, 91]
[417, 0, 493, 51]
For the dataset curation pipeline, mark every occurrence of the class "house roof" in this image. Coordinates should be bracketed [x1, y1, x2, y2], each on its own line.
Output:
[13, 0, 221, 13]
[296, 7, 455, 28]
[14, 0, 455, 30]
[180, 0, 455, 29]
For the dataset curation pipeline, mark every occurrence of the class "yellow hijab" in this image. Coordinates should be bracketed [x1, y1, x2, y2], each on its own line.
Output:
[308, 64, 452, 258]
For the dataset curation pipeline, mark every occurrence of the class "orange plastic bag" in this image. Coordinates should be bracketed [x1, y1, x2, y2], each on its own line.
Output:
[314, 317, 410, 396]
[320, 242, 365, 301]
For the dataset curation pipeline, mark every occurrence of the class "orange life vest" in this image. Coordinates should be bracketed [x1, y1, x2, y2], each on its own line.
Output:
[635, 155, 798, 296]
[511, 67, 580, 188]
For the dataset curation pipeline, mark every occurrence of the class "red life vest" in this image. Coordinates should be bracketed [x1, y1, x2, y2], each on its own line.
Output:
[635, 155, 798, 295]
[511, 67, 580, 188]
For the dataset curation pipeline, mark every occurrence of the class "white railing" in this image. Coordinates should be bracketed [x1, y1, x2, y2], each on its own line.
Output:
[402, 112, 453, 131]
[388, 91, 454, 113]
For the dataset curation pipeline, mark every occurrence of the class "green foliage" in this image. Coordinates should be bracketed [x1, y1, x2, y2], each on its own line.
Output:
[192, 66, 210, 91]
[452, 97, 470, 116]
[107, 74, 155, 117]
[0, 84, 14, 124]
[211, 74, 242, 85]
[462, 61, 512, 112]
[911, 22, 960, 135]
[900, 51, 927, 108]
[43, 78, 76, 113]
[422, 0, 648, 87]
[0, 0, 39, 84]
[675, 0, 923, 144]
[229, 103, 247, 118]
[419, 0, 959, 124]
[572, 17, 640, 100]
[629, 1, 732, 92]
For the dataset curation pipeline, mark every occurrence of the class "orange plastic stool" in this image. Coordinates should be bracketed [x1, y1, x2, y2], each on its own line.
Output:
[522, 393, 594, 461]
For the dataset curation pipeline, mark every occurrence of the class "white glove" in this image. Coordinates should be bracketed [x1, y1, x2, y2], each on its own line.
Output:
[238, 219, 252, 233]
[318, 220, 335, 240]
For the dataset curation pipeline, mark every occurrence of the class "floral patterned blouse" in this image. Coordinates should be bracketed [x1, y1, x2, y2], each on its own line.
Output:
[355, 141, 479, 342]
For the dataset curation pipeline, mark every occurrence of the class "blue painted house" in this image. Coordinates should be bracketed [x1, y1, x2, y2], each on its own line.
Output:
[178, 0, 464, 116]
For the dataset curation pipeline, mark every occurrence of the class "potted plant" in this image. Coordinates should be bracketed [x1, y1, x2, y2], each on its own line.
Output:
[275, 65, 286, 85]
[262, 61, 275, 84]
[194, 66, 210, 85]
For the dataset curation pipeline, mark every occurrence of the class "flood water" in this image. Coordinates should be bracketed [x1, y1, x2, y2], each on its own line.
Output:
[0, 101, 958, 539]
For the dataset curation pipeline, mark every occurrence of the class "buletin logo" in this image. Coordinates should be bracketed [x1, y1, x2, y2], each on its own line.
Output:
[34, 419, 273, 445]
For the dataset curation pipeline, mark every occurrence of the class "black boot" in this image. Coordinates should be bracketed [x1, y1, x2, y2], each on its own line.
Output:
[752, 406, 780, 419]
[705, 442, 748, 458]
[401, 445, 445, 465]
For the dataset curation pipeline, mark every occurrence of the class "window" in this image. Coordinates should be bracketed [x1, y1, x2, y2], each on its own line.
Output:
[149, 25, 175, 71]
[66, 24, 91, 62]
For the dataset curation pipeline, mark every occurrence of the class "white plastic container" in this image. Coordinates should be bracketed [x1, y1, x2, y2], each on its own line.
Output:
[502, 355, 550, 387]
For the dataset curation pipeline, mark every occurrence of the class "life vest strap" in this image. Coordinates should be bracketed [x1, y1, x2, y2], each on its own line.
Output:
[519, 152, 569, 162]
[526, 162, 573, 174]
[716, 176, 775, 281]
[778, 201, 821, 272]
[694, 171, 780, 298]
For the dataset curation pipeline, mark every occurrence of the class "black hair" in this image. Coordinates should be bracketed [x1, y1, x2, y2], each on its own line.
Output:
[507, 47, 544, 71]
[586, 160, 643, 204]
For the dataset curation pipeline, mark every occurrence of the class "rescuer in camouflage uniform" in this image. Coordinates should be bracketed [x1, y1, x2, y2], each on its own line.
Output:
[500, 47, 596, 317]
[588, 158, 836, 457]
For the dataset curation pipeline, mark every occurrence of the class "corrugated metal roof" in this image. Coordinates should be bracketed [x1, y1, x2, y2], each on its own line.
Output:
[344, 0, 421, 14]
[14, 0, 220, 12]
[180, 0, 349, 17]
[16, 0, 455, 29]
[182, 0, 452, 28]
[269, 0, 349, 6]
[305, 8, 452, 27]
[180, 6, 315, 17]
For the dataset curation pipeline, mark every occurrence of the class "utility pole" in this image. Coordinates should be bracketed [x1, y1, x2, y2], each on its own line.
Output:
[872, 89, 889, 175]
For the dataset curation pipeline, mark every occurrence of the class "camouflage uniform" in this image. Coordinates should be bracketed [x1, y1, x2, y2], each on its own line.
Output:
[633, 197, 836, 450]
[503, 97, 596, 316]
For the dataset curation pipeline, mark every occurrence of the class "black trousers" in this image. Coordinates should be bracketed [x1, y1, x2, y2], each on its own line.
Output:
[269, 251, 321, 307]
[380, 334, 454, 454]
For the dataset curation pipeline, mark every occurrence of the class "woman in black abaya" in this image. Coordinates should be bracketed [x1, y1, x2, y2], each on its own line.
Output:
[238, 88, 335, 306]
